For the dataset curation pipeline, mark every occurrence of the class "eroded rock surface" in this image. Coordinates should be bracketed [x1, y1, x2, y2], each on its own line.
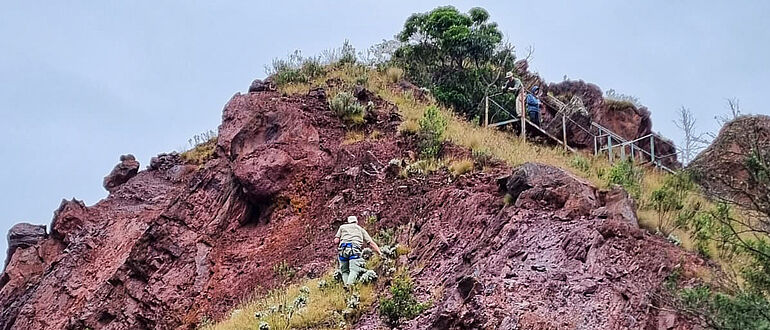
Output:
[689, 114, 770, 202]
[1, 85, 699, 330]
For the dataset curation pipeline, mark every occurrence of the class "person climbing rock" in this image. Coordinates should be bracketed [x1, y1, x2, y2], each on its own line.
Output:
[502, 71, 523, 117]
[335, 216, 382, 286]
[526, 85, 542, 126]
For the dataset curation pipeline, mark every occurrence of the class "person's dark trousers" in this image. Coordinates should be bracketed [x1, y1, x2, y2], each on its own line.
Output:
[528, 111, 540, 126]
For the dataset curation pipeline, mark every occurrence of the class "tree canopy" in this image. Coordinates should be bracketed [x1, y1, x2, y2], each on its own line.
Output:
[393, 6, 515, 119]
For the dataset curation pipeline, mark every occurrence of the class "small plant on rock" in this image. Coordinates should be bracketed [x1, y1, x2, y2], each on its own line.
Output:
[417, 105, 447, 159]
[606, 159, 644, 199]
[329, 92, 366, 124]
[449, 158, 474, 177]
[385, 67, 404, 84]
[570, 155, 591, 173]
[379, 273, 428, 327]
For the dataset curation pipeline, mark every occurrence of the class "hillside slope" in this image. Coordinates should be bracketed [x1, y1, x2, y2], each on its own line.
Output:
[1, 81, 704, 329]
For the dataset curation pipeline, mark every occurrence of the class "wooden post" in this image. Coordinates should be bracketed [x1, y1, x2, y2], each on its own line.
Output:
[620, 144, 626, 161]
[650, 134, 656, 165]
[594, 128, 600, 156]
[484, 95, 489, 127]
[608, 136, 613, 162]
[521, 113, 527, 138]
[562, 114, 567, 151]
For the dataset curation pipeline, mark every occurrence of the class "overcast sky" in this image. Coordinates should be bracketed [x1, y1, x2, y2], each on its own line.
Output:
[1, 1, 768, 257]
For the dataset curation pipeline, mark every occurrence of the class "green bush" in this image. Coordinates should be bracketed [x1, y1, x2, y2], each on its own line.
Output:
[392, 6, 516, 119]
[606, 159, 643, 199]
[417, 106, 447, 158]
[379, 273, 428, 327]
[649, 171, 695, 236]
[676, 285, 770, 330]
[570, 155, 591, 173]
[329, 92, 366, 124]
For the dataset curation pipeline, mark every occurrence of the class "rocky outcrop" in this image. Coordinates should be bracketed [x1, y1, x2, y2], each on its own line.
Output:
[248, 78, 273, 93]
[689, 115, 770, 202]
[541, 79, 680, 168]
[402, 163, 695, 329]
[3, 223, 47, 270]
[102, 154, 139, 192]
[1, 82, 699, 329]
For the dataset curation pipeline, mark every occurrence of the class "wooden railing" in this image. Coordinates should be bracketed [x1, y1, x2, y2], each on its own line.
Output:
[482, 93, 675, 173]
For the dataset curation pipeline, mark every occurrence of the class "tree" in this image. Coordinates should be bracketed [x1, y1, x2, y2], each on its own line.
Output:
[392, 6, 515, 118]
[674, 107, 710, 165]
[715, 98, 743, 126]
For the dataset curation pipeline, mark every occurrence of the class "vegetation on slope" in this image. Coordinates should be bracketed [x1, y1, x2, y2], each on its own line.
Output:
[205, 6, 769, 329]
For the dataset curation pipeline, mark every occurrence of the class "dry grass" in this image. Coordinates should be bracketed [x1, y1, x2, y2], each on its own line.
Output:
[448, 158, 474, 177]
[271, 63, 736, 268]
[181, 137, 217, 165]
[385, 67, 404, 84]
[342, 131, 365, 145]
[204, 272, 376, 330]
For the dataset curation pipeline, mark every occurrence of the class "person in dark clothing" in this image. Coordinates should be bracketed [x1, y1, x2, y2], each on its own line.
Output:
[526, 86, 542, 126]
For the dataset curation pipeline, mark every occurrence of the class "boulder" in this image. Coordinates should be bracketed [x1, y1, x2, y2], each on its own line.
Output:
[232, 148, 293, 202]
[50, 199, 89, 244]
[248, 79, 270, 93]
[504, 162, 598, 219]
[593, 186, 639, 226]
[149, 152, 182, 171]
[103, 154, 139, 192]
[4, 223, 46, 269]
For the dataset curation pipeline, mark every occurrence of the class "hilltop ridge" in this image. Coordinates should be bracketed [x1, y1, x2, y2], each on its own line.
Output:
[1, 71, 705, 329]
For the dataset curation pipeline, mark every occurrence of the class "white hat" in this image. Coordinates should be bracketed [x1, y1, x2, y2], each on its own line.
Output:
[505, 71, 514, 79]
[347, 216, 358, 223]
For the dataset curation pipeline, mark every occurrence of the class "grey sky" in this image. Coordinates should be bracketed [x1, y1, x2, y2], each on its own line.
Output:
[1, 1, 768, 256]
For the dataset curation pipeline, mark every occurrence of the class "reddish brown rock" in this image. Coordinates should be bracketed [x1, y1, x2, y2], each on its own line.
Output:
[689, 115, 770, 202]
[3, 223, 47, 270]
[103, 154, 140, 192]
[542, 79, 680, 168]
[0, 85, 700, 330]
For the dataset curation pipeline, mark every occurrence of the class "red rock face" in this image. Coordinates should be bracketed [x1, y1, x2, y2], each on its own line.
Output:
[1, 86, 699, 329]
[395, 163, 697, 329]
[689, 115, 770, 202]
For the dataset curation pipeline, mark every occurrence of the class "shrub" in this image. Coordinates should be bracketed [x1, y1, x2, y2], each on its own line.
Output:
[273, 261, 296, 283]
[606, 159, 643, 199]
[392, 6, 514, 118]
[604, 98, 637, 111]
[379, 273, 428, 327]
[471, 147, 493, 167]
[329, 92, 366, 124]
[403, 159, 444, 177]
[570, 155, 591, 173]
[675, 285, 770, 330]
[449, 159, 474, 177]
[648, 171, 695, 236]
[417, 106, 447, 158]
[266, 50, 325, 86]
[604, 89, 642, 108]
